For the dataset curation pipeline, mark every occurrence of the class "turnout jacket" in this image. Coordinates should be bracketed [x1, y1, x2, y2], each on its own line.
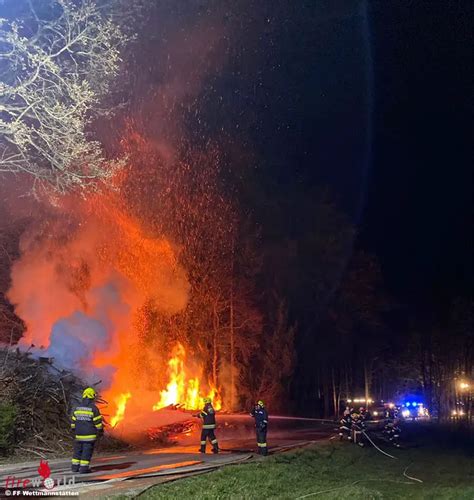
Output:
[384, 422, 401, 437]
[340, 415, 352, 429]
[71, 398, 103, 442]
[198, 403, 216, 429]
[251, 406, 268, 428]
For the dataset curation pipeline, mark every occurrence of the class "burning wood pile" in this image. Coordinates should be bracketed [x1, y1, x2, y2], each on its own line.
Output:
[0, 347, 113, 457]
[147, 420, 196, 445]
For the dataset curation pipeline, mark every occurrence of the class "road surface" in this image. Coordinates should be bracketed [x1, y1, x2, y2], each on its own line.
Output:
[0, 415, 334, 498]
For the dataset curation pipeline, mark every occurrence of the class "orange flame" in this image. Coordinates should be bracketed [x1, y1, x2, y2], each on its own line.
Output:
[152, 342, 222, 411]
[8, 188, 224, 431]
[208, 382, 222, 411]
[110, 392, 131, 427]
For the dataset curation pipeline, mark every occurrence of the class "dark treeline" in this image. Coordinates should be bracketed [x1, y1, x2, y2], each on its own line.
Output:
[187, 0, 473, 418]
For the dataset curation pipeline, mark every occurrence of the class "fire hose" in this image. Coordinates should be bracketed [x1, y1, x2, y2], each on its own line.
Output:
[297, 434, 424, 499]
[362, 430, 397, 459]
[361, 431, 423, 482]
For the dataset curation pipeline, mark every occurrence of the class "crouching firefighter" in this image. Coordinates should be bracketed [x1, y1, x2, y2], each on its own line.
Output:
[250, 400, 268, 455]
[194, 397, 219, 454]
[70, 387, 103, 473]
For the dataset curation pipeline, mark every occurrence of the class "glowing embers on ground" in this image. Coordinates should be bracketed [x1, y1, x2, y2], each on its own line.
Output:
[153, 342, 222, 411]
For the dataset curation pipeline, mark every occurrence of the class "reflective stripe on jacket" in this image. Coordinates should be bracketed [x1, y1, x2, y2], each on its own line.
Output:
[71, 398, 103, 441]
[199, 403, 216, 429]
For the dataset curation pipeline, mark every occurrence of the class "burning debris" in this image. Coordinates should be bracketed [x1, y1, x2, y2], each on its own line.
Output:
[6, 194, 210, 433]
[108, 342, 222, 430]
[152, 342, 222, 412]
[147, 420, 196, 445]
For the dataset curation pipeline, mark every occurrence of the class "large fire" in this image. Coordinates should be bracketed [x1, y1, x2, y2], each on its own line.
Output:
[153, 342, 222, 411]
[7, 191, 223, 436]
[109, 342, 222, 428]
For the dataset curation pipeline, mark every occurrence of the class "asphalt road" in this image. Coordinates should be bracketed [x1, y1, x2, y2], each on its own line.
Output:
[0, 415, 334, 498]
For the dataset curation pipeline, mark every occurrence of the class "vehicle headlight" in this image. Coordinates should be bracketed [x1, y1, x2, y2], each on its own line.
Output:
[402, 409, 410, 418]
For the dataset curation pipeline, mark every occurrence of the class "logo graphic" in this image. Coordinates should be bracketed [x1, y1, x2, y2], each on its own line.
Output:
[4, 459, 76, 492]
[37, 460, 54, 489]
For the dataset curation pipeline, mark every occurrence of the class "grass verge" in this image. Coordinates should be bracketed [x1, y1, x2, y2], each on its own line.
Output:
[141, 438, 474, 499]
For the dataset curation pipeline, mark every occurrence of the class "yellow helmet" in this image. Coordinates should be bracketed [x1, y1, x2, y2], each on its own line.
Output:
[203, 397, 212, 404]
[82, 387, 96, 399]
[257, 400, 264, 407]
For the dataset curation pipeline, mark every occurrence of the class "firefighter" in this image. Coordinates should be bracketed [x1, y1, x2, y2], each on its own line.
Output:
[250, 400, 268, 455]
[339, 412, 352, 441]
[385, 405, 398, 420]
[194, 397, 219, 454]
[70, 387, 103, 473]
[384, 418, 401, 448]
[350, 411, 366, 447]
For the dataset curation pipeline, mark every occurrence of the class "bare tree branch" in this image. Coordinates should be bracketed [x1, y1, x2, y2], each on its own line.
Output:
[0, 0, 129, 193]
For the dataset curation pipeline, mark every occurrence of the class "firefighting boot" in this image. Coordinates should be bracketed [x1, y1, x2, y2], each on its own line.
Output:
[199, 443, 206, 453]
[79, 466, 92, 474]
[71, 464, 79, 473]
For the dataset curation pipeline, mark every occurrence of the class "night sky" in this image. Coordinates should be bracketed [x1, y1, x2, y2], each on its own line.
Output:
[361, 1, 472, 308]
[206, 0, 473, 312]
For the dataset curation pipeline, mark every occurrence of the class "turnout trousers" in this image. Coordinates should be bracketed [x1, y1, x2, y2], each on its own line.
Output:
[256, 427, 268, 455]
[71, 440, 95, 473]
[200, 428, 219, 453]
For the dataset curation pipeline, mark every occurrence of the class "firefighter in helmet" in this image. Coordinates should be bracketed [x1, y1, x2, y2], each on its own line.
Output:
[194, 397, 219, 454]
[250, 400, 268, 455]
[350, 410, 366, 447]
[339, 411, 352, 441]
[384, 418, 402, 448]
[70, 387, 103, 473]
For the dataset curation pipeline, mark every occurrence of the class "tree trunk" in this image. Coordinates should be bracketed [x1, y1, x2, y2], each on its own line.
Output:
[364, 361, 370, 407]
[323, 367, 331, 418]
[332, 368, 338, 419]
[229, 236, 236, 411]
[212, 301, 219, 389]
[344, 364, 350, 401]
